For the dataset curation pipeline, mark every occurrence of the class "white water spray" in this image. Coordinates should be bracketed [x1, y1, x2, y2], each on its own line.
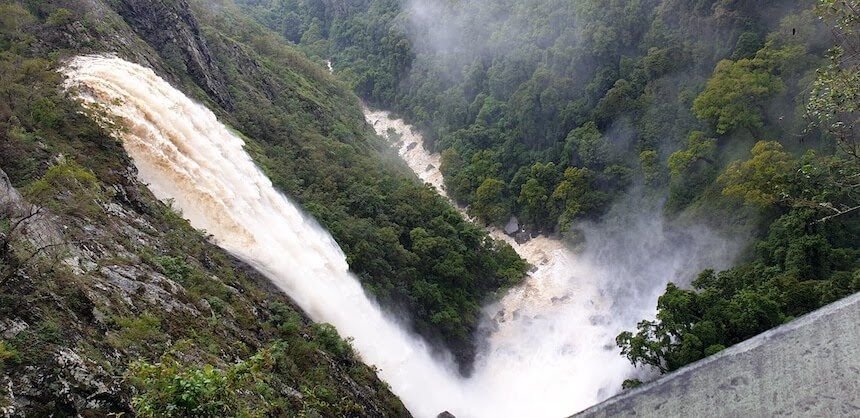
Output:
[64, 55, 741, 417]
[365, 110, 743, 416]
[63, 55, 466, 418]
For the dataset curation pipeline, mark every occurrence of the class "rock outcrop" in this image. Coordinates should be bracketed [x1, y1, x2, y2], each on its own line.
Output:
[109, 0, 234, 110]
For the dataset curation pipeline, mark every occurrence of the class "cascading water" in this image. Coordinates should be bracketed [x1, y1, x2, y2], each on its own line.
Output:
[64, 55, 741, 418]
[365, 111, 636, 414]
[364, 111, 743, 417]
[63, 55, 465, 418]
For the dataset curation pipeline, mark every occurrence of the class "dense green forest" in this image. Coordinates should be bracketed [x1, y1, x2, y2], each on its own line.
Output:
[237, 0, 859, 380]
[0, 0, 857, 414]
[187, 0, 528, 371]
[616, 0, 859, 379]
[236, 0, 843, 230]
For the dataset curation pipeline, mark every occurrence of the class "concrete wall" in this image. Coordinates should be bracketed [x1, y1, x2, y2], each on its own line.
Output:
[574, 292, 860, 417]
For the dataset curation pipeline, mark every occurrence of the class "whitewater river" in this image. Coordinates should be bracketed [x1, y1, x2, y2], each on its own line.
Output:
[65, 56, 740, 418]
[363, 108, 742, 416]
[364, 109, 635, 413]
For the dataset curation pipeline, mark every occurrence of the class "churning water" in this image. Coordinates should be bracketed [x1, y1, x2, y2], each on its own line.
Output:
[65, 56, 740, 417]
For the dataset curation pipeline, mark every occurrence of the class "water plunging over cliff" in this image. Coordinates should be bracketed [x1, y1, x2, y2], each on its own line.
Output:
[63, 55, 465, 418]
[64, 55, 740, 418]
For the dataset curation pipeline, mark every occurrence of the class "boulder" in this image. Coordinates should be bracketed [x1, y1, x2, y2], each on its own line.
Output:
[504, 216, 520, 235]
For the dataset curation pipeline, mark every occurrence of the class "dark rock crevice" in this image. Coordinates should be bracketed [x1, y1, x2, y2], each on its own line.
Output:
[109, 0, 234, 110]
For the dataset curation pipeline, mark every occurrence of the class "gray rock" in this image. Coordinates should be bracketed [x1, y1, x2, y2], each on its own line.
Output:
[99, 265, 199, 314]
[514, 231, 531, 244]
[0, 318, 29, 339]
[0, 168, 23, 210]
[110, 0, 233, 110]
[504, 216, 520, 235]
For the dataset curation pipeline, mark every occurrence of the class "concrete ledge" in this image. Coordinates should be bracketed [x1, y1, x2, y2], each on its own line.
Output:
[574, 292, 860, 417]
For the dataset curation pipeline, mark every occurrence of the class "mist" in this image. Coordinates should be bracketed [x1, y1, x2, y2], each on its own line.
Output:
[366, 109, 745, 416]
[64, 54, 746, 417]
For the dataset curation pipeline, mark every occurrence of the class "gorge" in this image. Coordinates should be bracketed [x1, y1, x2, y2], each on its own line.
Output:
[64, 55, 740, 417]
[1, 0, 856, 416]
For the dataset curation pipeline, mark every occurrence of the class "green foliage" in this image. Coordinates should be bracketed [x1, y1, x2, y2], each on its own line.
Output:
[621, 18, 859, 371]
[237, 0, 831, 238]
[0, 1, 407, 414]
[567, 122, 612, 170]
[692, 57, 784, 134]
[0, 341, 17, 368]
[128, 352, 264, 417]
[552, 167, 595, 231]
[109, 314, 165, 351]
[667, 132, 716, 178]
[182, 0, 529, 367]
[311, 323, 354, 359]
[720, 140, 858, 222]
[638, 150, 662, 186]
[731, 32, 763, 60]
[666, 132, 718, 211]
[471, 177, 509, 224]
[720, 141, 794, 206]
[620, 172, 860, 374]
[154, 256, 194, 284]
[25, 160, 104, 217]
[621, 378, 643, 390]
[515, 162, 574, 230]
[46, 8, 74, 27]
[807, 0, 860, 159]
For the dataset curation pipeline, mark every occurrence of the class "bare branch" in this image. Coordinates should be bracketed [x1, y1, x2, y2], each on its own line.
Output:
[815, 204, 860, 223]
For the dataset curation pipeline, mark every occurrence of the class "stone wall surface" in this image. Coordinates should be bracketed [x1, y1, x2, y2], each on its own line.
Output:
[575, 292, 860, 417]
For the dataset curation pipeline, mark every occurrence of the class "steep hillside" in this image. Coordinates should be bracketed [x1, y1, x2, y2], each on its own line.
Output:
[238, 0, 859, 384]
[0, 1, 415, 416]
[0, 0, 531, 414]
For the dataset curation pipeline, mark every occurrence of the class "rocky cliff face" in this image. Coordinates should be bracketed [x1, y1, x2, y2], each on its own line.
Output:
[0, 0, 407, 416]
[109, 0, 234, 110]
[0, 159, 406, 415]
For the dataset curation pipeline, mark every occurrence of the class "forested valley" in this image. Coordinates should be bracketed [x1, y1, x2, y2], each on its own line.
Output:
[238, 0, 859, 378]
[0, 0, 857, 415]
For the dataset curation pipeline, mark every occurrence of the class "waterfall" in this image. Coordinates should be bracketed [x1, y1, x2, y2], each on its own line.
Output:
[364, 110, 744, 417]
[63, 55, 741, 418]
[63, 55, 464, 418]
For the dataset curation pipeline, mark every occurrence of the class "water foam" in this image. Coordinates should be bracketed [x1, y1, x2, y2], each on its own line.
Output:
[65, 55, 740, 417]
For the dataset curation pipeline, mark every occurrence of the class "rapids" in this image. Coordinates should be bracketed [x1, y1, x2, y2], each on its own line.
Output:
[64, 55, 739, 418]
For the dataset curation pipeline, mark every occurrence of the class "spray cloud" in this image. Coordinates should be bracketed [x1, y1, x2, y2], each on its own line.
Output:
[65, 56, 743, 418]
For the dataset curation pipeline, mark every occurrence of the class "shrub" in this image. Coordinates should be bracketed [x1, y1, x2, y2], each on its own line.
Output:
[26, 160, 103, 217]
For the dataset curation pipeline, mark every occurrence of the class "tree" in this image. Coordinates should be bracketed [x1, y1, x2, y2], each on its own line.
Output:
[129, 351, 266, 417]
[518, 178, 550, 229]
[667, 132, 716, 178]
[720, 141, 794, 207]
[616, 283, 710, 373]
[517, 162, 560, 229]
[807, 0, 860, 161]
[666, 132, 718, 210]
[693, 57, 784, 134]
[564, 122, 612, 169]
[552, 167, 592, 230]
[639, 150, 662, 186]
[471, 178, 508, 224]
